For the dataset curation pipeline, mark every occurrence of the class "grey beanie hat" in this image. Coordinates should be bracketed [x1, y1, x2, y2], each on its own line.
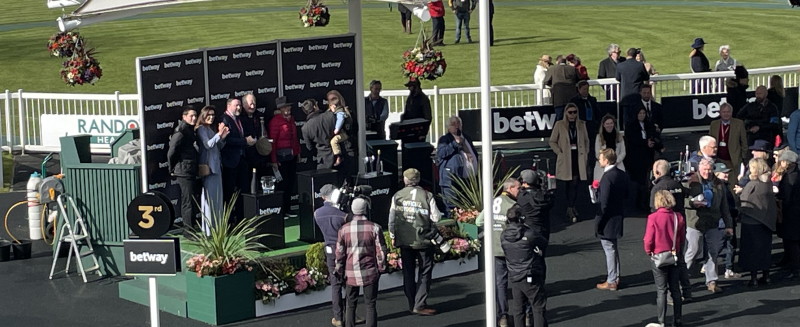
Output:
[351, 198, 369, 215]
[779, 149, 798, 163]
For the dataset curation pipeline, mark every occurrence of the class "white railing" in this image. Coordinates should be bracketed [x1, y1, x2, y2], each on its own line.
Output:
[2, 64, 799, 152]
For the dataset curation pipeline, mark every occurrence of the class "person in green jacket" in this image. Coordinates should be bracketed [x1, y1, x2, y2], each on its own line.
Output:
[476, 177, 520, 327]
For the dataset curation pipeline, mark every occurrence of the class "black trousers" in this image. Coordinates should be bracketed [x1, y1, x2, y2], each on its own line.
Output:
[176, 176, 198, 229]
[326, 252, 344, 321]
[510, 277, 547, 327]
[276, 157, 297, 215]
[432, 17, 445, 44]
[652, 263, 682, 326]
[345, 282, 379, 327]
[222, 158, 248, 225]
[400, 247, 434, 311]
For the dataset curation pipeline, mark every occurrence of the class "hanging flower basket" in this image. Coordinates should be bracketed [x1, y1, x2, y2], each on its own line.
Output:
[60, 51, 103, 86]
[47, 31, 84, 58]
[401, 45, 447, 81]
[299, 2, 330, 27]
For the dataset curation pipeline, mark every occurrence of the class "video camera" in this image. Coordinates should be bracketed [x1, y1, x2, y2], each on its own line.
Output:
[329, 181, 373, 214]
[529, 155, 556, 192]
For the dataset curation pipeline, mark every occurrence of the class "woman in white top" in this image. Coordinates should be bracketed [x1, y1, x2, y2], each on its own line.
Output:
[533, 54, 552, 105]
[594, 114, 626, 179]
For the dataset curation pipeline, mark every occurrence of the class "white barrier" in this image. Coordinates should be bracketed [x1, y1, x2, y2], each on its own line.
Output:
[2, 64, 798, 152]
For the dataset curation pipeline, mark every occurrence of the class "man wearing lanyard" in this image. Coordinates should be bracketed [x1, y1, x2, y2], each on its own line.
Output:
[709, 102, 748, 185]
[639, 85, 663, 133]
[221, 98, 256, 225]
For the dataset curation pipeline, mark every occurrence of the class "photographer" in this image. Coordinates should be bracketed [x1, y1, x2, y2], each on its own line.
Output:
[502, 204, 549, 327]
[388, 168, 442, 316]
[517, 169, 556, 247]
[314, 184, 349, 327]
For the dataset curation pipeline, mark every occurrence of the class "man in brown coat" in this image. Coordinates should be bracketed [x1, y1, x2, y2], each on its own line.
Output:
[545, 56, 579, 120]
[709, 102, 748, 185]
[549, 103, 590, 222]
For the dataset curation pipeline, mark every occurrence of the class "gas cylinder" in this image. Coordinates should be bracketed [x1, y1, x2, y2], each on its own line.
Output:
[27, 172, 42, 240]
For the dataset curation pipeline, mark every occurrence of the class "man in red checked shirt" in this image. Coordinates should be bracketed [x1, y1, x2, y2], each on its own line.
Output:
[335, 198, 386, 327]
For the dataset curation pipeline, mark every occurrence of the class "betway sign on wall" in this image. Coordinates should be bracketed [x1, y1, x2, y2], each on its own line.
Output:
[40, 115, 139, 147]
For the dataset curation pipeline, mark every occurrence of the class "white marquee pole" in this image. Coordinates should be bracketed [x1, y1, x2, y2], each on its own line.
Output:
[350, 0, 367, 174]
[478, 0, 496, 326]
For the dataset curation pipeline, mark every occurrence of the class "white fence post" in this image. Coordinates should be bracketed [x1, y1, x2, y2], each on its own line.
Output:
[4, 89, 11, 148]
[114, 91, 121, 115]
[17, 89, 26, 155]
[432, 85, 440, 144]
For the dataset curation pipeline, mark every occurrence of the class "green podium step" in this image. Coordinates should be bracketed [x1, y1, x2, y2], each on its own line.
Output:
[118, 274, 188, 317]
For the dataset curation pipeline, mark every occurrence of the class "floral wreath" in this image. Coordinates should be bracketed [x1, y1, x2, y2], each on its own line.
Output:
[299, 0, 330, 28]
[401, 27, 447, 82]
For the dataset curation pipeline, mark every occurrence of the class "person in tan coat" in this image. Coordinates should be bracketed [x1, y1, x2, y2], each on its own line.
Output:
[709, 102, 748, 185]
[549, 103, 590, 222]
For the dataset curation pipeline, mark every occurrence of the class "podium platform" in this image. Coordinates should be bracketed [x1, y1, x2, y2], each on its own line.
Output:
[297, 169, 338, 243]
[243, 192, 286, 250]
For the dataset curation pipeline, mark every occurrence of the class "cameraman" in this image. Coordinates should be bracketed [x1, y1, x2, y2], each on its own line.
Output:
[502, 204, 549, 327]
[314, 184, 349, 327]
[388, 168, 442, 316]
[517, 169, 556, 248]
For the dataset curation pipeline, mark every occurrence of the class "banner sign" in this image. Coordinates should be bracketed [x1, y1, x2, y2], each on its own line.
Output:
[657, 87, 797, 129]
[123, 239, 180, 276]
[138, 51, 206, 204]
[40, 114, 138, 147]
[206, 42, 280, 117]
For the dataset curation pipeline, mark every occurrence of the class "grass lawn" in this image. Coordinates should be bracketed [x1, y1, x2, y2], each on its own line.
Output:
[0, 0, 799, 93]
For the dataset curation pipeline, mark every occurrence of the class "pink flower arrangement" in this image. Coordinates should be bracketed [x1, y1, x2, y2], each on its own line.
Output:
[451, 207, 480, 224]
[255, 275, 289, 304]
[450, 238, 470, 253]
[186, 254, 244, 277]
[387, 252, 402, 271]
[294, 268, 315, 293]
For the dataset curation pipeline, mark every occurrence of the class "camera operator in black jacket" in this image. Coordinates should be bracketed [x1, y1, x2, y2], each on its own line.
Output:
[517, 169, 556, 248]
[502, 204, 548, 327]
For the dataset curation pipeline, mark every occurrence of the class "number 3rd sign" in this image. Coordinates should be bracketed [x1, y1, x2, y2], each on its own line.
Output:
[126, 192, 175, 239]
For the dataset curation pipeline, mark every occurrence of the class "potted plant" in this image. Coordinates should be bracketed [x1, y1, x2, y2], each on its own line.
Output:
[184, 193, 267, 325]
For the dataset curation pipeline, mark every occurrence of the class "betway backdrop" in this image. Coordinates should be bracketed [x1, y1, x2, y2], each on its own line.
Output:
[136, 35, 356, 216]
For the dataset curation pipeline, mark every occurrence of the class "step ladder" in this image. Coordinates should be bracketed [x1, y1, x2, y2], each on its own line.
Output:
[49, 193, 101, 283]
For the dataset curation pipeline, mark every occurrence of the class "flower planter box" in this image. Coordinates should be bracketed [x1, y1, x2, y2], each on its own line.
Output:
[255, 256, 480, 317]
[186, 271, 255, 325]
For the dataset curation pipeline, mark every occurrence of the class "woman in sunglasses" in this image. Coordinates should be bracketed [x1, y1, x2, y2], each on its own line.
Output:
[548, 103, 590, 223]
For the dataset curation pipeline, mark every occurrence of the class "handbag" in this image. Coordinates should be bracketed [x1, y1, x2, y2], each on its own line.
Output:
[651, 213, 678, 268]
[198, 164, 211, 177]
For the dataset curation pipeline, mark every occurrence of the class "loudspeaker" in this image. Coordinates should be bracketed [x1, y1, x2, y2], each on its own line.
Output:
[297, 169, 338, 243]
[402, 142, 434, 190]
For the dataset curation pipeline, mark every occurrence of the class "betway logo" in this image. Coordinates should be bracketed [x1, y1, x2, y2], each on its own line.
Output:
[245, 70, 264, 77]
[158, 161, 169, 168]
[371, 188, 390, 196]
[222, 73, 241, 80]
[308, 44, 328, 51]
[185, 58, 202, 65]
[258, 87, 277, 94]
[187, 97, 205, 104]
[283, 47, 303, 53]
[285, 84, 305, 91]
[144, 104, 163, 112]
[333, 42, 353, 48]
[297, 64, 317, 71]
[156, 122, 175, 130]
[310, 81, 329, 88]
[154, 83, 172, 90]
[321, 62, 341, 68]
[142, 64, 160, 72]
[147, 143, 165, 150]
[148, 182, 166, 189]
[234, 90, 254, 97]
[233, 52, 251, 59]
[256, 49, 275, 56]
[211, 93, 230, 100]
[175, 79, 193, 86]
[692, 97, 728, 120]
[493, 111, 556, 133]
[129, 251, 169, 264]
[166, 100, 184, 108]
[334, 79, 354, 86]
[163, 61, 181, 69]
[290, 194, 299, 201]
[208, 55, 228, 62]
[259, 207, 281, 215]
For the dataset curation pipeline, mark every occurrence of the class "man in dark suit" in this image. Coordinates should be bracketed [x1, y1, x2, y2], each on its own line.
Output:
[240, 94, 269, 180]
[595, 148, 629, 291]
[639, 84, 663, 132]
[615, 48, 649, 125]
[221, 98, 256, 225]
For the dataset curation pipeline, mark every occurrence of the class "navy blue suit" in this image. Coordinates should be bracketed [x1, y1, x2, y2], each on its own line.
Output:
[595, 166, 629, 240]
[221, 113, 249, 224]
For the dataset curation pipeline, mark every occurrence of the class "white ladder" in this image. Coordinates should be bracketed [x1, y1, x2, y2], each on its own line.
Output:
[49, 193, 101, 283]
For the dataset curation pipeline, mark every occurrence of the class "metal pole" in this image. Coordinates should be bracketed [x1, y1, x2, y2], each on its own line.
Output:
[149, 276, 160, 327]
[17, 89, 26, 155]
[349, 0, 366, 174]
[478, 1, 495, 326]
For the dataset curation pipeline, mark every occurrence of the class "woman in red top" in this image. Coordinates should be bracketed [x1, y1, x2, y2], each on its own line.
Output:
[644, 190, 685, 327]
[269, 97, 302, 215]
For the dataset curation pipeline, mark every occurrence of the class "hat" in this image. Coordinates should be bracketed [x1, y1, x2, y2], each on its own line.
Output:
[403, 168, 421, 183]
[775, 143, 789, 151]
[691, 37, 706, 49]
[749, 139, 772, 152]
[519, 169, 539, 185]
[275, 96, 290, 109]
[320, 184, 337, 198]
[351, 198, 369, 215]
[404, 79, 421, 87]
[256, 137, 273, 156]
[779, 149, 799, 163]
[713, 162, 731, 173]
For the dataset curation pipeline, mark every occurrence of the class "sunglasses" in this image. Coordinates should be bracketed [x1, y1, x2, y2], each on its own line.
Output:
[567, 111, 578, 114]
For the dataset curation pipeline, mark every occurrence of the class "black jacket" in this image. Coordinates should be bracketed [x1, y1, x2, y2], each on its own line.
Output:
[302, 110, 338, 169]
[650, 175, 686, 215]
[517, 187, 555, 244]
[691, 50, 710, 73]
[595, 166, 629, 239]
[615, 59, 649, 105]
[726, 80, 749, 113]
[221, 113, 247, 168]
[167, 120, 198, 177]
[737, 100, 781, 144]
[570, 94, 602, 126]
[501, 221, 547, 282]
[624, 119, 662, 183]
[778, 165, 800, 240]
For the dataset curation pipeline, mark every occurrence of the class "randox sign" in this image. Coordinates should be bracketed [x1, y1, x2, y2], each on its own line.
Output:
[40, 114, 139, 147]
[123, 239, 181, 276]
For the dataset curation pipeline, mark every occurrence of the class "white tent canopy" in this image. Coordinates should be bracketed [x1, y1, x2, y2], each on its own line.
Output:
[53, 0, 210, 31]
